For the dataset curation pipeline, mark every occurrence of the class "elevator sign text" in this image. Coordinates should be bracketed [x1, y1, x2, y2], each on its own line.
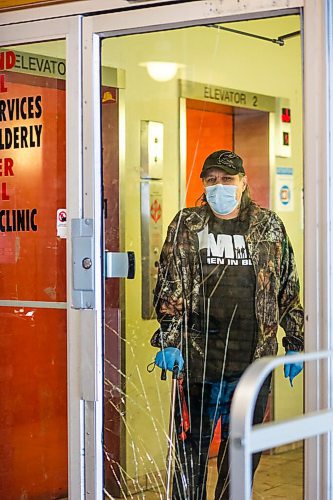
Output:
[180, 80, 276, 112]
[0, 50, 39, 233]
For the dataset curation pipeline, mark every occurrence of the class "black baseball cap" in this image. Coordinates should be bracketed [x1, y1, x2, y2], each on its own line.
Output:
[200, 150, 245, 177]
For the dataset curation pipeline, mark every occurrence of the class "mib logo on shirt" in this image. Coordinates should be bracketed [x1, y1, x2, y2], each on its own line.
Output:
[207, 234, 252, 266]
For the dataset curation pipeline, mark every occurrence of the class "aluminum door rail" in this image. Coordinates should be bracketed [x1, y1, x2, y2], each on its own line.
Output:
[230, 350, 333, 500]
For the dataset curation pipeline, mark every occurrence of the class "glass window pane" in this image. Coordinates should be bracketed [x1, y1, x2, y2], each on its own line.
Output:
[0, 40, 68, 499]
[101, 15, 304, 499]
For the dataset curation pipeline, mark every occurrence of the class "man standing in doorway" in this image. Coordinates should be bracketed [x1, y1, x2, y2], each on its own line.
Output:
[151, 150, 304, 499]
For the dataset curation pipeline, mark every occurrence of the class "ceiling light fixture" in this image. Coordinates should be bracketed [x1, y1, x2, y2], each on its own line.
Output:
[140, 61, 184, 82]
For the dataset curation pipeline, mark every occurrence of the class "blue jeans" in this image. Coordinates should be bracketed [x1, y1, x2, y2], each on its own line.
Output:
[172, 375, 271, 500]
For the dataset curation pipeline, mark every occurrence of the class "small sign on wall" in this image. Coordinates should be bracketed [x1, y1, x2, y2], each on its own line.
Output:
[57, 208, 67, 238]
[275, 166, 294, 212]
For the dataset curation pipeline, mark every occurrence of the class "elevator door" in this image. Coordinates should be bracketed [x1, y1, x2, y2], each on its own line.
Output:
[186, 99, 270, 209]
[185, 99, 270, 458]
[186, 100, 233, 207]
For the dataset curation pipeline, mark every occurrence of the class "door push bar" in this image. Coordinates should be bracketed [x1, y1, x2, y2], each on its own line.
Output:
[230, 350, 333, 500]
[105, 251, 135, 279]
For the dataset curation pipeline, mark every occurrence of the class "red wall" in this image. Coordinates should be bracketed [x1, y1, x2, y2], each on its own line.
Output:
[0, 70, 68, 499]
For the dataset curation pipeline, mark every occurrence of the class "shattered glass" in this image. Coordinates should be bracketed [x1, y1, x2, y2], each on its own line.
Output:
[102, 14, 304, 500]
[0, 14, 304, 500]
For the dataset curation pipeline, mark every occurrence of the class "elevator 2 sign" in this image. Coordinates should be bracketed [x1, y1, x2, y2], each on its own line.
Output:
[180, 80, 276, 112]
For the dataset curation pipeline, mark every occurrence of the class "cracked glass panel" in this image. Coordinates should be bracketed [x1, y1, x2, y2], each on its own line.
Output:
[0, 40, 68, 498]
[102, 14, 304, 500]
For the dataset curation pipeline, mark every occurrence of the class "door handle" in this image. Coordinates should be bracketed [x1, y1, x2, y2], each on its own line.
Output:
[105, 251, 135, 279]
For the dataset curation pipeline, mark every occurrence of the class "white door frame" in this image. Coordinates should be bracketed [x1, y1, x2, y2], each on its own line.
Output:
[82, 1, 333, 499]
[2, 0, 331, 498]
[0, 0, 303, 26]
[303, 1, 333, 498]
[0, 16, 84, 500]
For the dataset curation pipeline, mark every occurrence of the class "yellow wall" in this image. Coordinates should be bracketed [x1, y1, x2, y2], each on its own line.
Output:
[102, 13, 303, 484]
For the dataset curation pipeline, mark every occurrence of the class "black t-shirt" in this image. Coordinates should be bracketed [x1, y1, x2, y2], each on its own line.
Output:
[198, 216, 258, 380]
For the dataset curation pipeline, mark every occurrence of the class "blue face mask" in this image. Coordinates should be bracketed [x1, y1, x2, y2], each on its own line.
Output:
[205, 184, 239, 216]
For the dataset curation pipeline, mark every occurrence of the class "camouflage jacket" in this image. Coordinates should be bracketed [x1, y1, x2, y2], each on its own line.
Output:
[151, 203, 304, 377]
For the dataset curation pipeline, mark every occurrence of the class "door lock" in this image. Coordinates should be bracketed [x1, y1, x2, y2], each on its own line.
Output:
[71, 218, 94, 309]
[82, 257, 92, 270]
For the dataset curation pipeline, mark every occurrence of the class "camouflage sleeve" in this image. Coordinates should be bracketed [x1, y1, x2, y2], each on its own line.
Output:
[150, 212, 184, 349]
[278, 234, 304, 351]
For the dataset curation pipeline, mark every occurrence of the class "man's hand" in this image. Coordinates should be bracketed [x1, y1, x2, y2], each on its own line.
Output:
[284, 350, 303, 387]
[155, 347, 184, 372]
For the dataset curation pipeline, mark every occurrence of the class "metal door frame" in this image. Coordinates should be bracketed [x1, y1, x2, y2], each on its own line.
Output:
[303, 1, 333, 498]
[81, 2, 332, 500]
[0, 0, 303, 26]
[0, 15, 84, 500]
[2, 0, 330, 498]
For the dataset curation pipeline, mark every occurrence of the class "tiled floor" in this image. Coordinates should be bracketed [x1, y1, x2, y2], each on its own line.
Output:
[62, 447, 303, 500]
[207, 447, 303, 500]
[60, 447, 302, 498]
[252, 447, 303, 499]
[126, 446, 303, 499]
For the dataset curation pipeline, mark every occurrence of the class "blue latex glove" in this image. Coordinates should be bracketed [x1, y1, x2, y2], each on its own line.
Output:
[284, 350, 303, 387]
[155, 347, 184, 372]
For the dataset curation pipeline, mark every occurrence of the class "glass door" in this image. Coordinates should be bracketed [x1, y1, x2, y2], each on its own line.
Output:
[103, 24, 304, 500]
[0, 17, 83, 499]
[83, 4, 307, 499]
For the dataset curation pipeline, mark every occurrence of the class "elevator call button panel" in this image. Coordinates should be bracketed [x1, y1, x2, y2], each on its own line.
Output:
[141, 180, 163, 319]
[140, 120, 164, 179]
[275, 98, 291, 157]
